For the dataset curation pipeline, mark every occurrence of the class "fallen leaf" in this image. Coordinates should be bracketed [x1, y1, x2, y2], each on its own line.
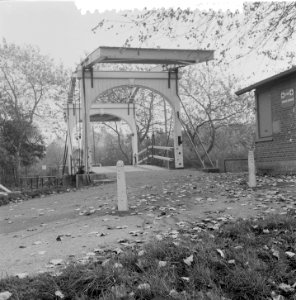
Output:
[155, 235, 163, 241]
[32, 241, 42, 245]
[102, 259, 110, 267]
[217, 249, 226, 258]
[111, 284, 128, 298]
[54, 291, 65, 299]
[113, 248, 123, 254]
[49, 259, 63, 265]
[271, 248, 280, 259]
[15, 273, 28, 279]
[56, 235, 62, 241]
[279, 283, 294, 293]
[183, 254, 194, 266]
[137, 283, 151, 290]
[181, 277, 190, 282]
[158, 261, 167, 267]
[169, 289, 180, 299]
[0, 291, 12, 300]
[285, 251, 296, 258]
[271, 294, 285, 300]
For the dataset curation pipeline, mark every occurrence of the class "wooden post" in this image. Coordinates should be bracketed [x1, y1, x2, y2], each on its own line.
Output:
[248, 150, 256, 188]
[116, 160, 128, 211]
[76, 174, 79, 189]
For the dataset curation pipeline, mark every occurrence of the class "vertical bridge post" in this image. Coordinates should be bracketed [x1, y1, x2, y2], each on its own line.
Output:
[116, 160, 128, 211]
[248, 150, 256, 188]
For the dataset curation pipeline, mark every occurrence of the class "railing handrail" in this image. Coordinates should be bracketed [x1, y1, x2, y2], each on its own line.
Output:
[138, 148, 148, 156]
[20, 176, 57, 180]
[138, 144, 174, 165]
[149, 154, 174, 162]
[148, 145, 173, 151]
[138, 145, 173, 155]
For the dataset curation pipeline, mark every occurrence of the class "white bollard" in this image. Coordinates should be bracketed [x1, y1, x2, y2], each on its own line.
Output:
[248, 150, 256, 188]
[116, 160, 128, 211]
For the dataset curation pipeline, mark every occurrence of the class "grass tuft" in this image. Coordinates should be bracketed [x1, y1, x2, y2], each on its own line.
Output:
[2, 214, 296, 299]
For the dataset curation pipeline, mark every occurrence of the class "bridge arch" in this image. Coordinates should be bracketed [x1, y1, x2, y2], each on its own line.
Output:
[79, 70, 181, 110]
[65, 47, 214, 174]
[90, 103, 138, 166]
[77, 70, 183, 171]
[65, 70, 185, 173]
[66, 103, 138, 169]
[95, 84, 175, 110]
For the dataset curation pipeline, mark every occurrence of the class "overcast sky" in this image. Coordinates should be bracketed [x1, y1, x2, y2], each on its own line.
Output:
[0, 0, 245, 69]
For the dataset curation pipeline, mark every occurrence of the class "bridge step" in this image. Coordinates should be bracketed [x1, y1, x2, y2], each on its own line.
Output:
[202, 168, 220, 173]
[93, 179, 115, 184]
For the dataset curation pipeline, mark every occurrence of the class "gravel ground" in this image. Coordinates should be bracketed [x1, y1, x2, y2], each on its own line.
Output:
[0, 169, 295, 278]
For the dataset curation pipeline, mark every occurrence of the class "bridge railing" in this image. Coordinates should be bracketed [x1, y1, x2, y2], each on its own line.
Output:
[138, 145, 174, 165]
[19, 176, 62, 190]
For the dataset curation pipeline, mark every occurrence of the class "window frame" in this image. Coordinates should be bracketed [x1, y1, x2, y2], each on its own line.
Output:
[255, 90, 273, 141]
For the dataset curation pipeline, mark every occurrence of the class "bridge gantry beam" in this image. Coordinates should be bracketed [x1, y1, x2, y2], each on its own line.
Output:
[65, 47, 214, 174]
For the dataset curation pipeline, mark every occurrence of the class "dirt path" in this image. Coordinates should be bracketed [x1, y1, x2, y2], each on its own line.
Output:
[0, 169, 295, 278]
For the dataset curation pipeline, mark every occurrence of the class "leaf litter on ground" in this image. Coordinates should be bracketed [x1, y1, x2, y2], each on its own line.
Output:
[1, 173, 296, 299]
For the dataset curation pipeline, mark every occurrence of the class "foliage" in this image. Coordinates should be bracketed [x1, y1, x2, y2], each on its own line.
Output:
[0, 39, 67, 122]
[245, 2, 296, 47]
[42, 140, 65, 176]
[2, 214, 296, 299]
[93, 125, 132, 165]
[183, 123, 254, 168]
[0, 103, 45, 183]
[90, 123, 174, 167]
[179, 62, 254, 163]
[92, 3, 296, 63]
[213, 123, 255, 156]
[0, 39, 68, 183]
[0, 117, 45, 166]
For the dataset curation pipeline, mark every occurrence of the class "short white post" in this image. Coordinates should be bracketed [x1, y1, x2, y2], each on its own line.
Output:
[116, 160, 128, 211]
[248, 150, 256, 188]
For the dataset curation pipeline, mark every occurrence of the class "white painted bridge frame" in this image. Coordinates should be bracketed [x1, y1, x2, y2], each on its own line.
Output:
[66, 102, 138, 170]
[65, 47, 214, 174]
[70, 70, 184, 172]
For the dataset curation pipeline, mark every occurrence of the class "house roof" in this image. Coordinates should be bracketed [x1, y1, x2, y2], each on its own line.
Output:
[236, 67, 296, 96]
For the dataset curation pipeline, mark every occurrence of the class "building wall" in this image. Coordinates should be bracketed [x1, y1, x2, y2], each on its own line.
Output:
[255, 74, 296, 174]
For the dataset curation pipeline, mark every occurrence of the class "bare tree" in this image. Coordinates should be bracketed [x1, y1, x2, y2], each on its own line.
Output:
[179, 63, 253, 156]
[0, 40, 68, 182]
[97, 84, 173, 149]
[101, 122, 131, 164]
[92, 3, 296, 59]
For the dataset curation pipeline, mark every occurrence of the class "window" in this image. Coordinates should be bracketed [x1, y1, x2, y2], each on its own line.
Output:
[257, 91, 272, 138]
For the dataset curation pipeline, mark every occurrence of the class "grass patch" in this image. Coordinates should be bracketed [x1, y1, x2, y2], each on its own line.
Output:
[1, 214, 296, 299]
[0, 186, 72, 207]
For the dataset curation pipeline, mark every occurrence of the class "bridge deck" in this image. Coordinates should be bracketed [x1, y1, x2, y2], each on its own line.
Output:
[92, 164, 167, 174]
